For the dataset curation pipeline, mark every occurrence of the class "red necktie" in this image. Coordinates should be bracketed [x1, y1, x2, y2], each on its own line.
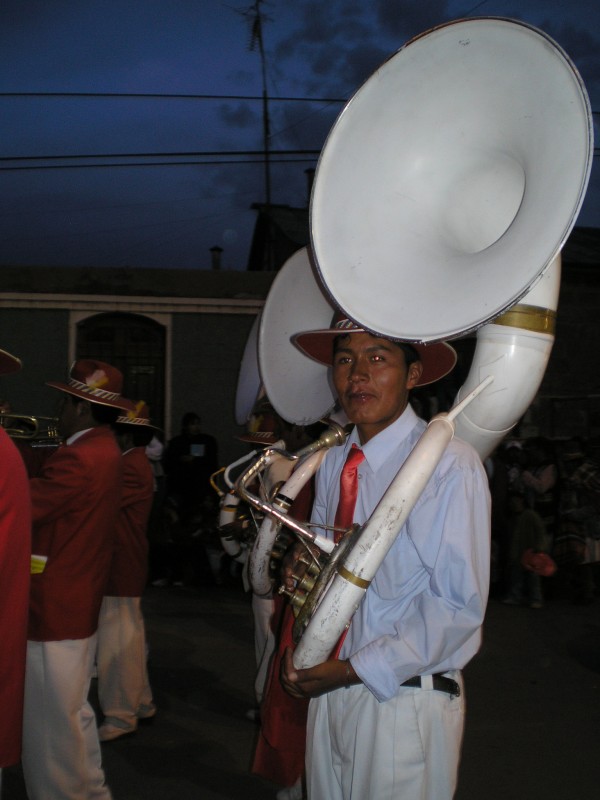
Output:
[334, 444, 365, 542]
[331, 444, 365, 658]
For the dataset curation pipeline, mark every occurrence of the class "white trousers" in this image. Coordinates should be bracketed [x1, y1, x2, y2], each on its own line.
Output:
[22, 636, 112, 800]
[96, 596, 154, 730]
[306, 672, 465, 800]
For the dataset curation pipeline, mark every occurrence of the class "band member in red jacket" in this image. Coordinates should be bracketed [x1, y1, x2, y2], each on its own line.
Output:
[96, 401, 156, 741]
[0, 348, 31, 788]
[22, 360, 130, 800]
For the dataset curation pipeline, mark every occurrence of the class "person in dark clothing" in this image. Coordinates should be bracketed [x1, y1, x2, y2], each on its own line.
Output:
[161, 412, 219, 585]
[163, 412, 218, 523]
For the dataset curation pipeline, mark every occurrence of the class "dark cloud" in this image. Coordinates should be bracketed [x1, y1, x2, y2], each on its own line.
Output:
[272, 0, 382, 95]
[218, 102, 259, 133]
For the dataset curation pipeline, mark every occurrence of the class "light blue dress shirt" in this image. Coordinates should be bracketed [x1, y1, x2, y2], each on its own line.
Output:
[311, 404, 491, 702]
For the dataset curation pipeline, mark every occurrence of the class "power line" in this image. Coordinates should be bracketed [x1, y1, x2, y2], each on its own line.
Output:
[0, 91, 347, 104]
[1, 149, 319, 161]
[0, 149, 321, 171]
[0, 158, 317, 171]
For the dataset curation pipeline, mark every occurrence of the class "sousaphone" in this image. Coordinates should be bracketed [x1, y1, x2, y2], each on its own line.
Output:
[240, 17, 594, 668]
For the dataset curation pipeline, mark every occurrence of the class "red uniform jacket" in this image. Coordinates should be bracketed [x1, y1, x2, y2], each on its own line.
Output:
[28, 426, 123, 641]
[0, 429, 31, 767]
[105, 446, 154, 597]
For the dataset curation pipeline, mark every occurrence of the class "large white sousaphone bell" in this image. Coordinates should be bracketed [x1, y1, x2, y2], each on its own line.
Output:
[310, 17, 592, 343]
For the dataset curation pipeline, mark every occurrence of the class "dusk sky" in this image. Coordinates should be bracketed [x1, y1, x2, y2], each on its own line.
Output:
[1, 0, 599, 271]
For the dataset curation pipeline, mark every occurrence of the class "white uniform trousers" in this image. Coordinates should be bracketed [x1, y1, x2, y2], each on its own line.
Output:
[306, 672, 465, 800]
[252, 594, 275, 704]
[96, 596, 154, 731]
[22, 636, 112, 800]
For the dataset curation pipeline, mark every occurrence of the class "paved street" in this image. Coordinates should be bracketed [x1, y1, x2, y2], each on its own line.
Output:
[3, 576, 600, 799]
[457, 590, 600, 800]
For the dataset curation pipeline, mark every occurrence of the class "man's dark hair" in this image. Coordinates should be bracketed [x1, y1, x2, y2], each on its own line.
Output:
[113, 422, 153, 447]
[181, 412, 201, 430]
[395, 342, 420, 368]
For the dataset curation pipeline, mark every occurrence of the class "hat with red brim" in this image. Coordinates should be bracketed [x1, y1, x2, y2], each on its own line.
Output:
[237, 431, 280, 446]
[293, 313, 457, 388]
[47, 359, 130, 410]
[237, 398, 281, 446]
[0, 348, 22, 375]
[116, 399, 160, 429]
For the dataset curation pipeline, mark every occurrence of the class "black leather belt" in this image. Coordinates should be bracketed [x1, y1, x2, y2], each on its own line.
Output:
[401, 673, 460, 697]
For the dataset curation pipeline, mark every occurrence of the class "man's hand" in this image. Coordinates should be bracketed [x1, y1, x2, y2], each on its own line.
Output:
[280, 647, 360, 699]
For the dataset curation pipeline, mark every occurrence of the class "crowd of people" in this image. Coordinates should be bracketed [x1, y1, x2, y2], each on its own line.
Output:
[0, 354, 164, 798]
[488, 434, 600, 609]
[0, 352, 223, 798]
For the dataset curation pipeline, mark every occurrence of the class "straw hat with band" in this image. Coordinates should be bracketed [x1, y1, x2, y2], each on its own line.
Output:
[292, 312, 457, 387]
[0, 348, 22, 376]
[46, 359, 130, 410]
[238, 398, 281, 446]
[116, 400, 159, 429]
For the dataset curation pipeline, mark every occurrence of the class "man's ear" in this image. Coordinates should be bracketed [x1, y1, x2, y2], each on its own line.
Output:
[406, 361, 423, 389]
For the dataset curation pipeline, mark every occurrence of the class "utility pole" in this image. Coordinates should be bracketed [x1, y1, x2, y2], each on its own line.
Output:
[240, 0, 274, 269]
[248, 1, 271, 211]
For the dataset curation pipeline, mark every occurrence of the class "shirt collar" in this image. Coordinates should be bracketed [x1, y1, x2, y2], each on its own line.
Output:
[66, 427, 94, 445]
[345, 404, 421, 473]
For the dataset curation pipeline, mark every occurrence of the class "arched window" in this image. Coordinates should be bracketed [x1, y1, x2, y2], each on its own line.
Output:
[77, 312, 166, 428]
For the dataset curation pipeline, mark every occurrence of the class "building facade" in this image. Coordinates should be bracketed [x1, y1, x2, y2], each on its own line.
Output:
[0, 266, 275, 467]
[1, 227, 599, 468]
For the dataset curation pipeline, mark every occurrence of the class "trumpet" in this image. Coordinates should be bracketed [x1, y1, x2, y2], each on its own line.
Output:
[0, 414, 62, 447]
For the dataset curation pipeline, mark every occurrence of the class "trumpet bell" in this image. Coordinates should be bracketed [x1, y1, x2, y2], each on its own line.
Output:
[1, 414, 61, 445]
[310, 17, 593, 343]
